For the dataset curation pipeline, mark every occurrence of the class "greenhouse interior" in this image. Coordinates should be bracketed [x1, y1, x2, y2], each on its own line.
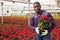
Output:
[0, 0, 60, 16]
[0, 0, 60, 40]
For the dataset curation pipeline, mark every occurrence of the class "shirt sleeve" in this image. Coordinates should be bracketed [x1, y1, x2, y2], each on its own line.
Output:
[47, 12, 56, 33]
[30, 16, 36, 30]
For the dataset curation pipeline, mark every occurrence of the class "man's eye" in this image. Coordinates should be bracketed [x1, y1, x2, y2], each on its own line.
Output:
[34, 6, 36, 8]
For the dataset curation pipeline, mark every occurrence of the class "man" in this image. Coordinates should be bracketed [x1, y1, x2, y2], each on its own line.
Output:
[30, 2, 56, 40]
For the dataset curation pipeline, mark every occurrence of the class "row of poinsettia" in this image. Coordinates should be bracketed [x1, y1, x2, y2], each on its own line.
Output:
[0, 16, 60, 40]
[0, 16, 36, 40]
[51, 18, 60, 40]
[0, 16, 28, 25]
[0, 24, 36, 40]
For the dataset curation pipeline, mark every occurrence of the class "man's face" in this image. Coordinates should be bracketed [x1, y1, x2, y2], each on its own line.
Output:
[33, 3, 41, 13]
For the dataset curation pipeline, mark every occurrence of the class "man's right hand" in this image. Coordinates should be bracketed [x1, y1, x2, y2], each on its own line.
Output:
[35, 27, 40, 34]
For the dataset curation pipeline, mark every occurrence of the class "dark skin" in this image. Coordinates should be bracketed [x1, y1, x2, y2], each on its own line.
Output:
[33, 3, 41, 16]
[33, 3, 42, 27]
[33, 3, 44, 34]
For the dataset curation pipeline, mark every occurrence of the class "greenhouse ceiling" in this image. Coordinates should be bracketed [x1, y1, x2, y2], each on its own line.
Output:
[0, 0, 57, 5]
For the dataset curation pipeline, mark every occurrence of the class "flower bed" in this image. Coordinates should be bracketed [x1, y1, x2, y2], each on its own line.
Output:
[0, 24, 36, 40]
[0, 16, 60, 40]
[51, 18, 60, 40]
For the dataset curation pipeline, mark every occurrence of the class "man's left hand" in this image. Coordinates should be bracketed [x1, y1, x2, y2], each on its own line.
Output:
[41, 30, 48, 36]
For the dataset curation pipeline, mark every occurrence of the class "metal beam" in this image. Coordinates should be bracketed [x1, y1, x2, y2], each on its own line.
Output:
[1, 0, 33, 4]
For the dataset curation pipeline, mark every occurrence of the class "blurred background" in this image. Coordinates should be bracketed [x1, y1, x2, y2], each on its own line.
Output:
[0, 0, 60, 16]
[0, 0, 60, 40]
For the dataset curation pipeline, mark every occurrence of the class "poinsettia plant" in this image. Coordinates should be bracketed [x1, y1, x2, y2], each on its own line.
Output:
[37, 16, 52, 36]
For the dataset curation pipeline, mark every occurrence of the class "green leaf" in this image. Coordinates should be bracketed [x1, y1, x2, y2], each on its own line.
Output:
[16, 38, 20, 40]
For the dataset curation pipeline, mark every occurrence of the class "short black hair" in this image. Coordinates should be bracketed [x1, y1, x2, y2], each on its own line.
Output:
[33, 2, 40, 6]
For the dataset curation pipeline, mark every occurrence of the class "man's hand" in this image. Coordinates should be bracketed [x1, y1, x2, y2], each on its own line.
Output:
[35, 27, 48, 36]
[41, 30, 48, 36]
[35, 27, 39, 34]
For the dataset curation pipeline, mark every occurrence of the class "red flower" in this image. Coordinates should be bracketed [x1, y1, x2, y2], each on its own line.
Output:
[3, 38, 10, 40]
[41, 15, 52, 23]
[23, 38, 28, 40]
[2, 31, 9, 36]
[0, 36, 2, 39]
[10, 34, 18, 38]
[41, 16, 48, 19]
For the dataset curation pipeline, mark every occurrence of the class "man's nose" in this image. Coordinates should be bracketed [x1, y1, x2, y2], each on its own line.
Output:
[36, 7, 38, 9]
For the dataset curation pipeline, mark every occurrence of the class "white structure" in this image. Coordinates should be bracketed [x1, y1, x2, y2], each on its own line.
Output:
[0, 0, 60, 16]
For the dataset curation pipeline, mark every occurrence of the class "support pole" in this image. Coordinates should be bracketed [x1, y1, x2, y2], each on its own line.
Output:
[28, 0, 30, 26]
[1, 2, 3, 24]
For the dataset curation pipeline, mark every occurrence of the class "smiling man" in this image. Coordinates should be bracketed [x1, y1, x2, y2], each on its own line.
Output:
[30, 2, 56, 40]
